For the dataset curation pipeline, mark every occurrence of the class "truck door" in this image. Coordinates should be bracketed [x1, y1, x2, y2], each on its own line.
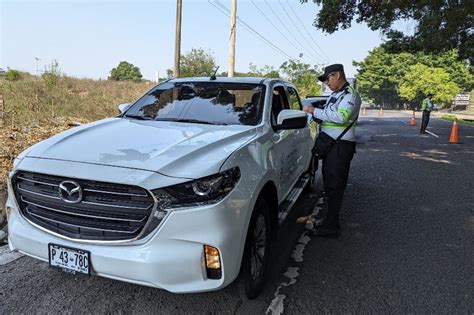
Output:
[270, 85, 301, 200]
[285, 85, 312, 178]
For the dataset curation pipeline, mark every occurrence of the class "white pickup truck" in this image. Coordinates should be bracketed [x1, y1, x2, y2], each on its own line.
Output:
[6, 77, 315, 299]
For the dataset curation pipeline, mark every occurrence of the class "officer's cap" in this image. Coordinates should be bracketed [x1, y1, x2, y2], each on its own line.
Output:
[317, 64, 344, 82]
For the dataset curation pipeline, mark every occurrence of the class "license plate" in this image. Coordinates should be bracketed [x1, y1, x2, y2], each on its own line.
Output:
[48, 244, 90, 275]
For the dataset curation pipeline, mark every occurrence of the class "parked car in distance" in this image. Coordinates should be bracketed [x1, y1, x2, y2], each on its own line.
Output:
[6, 76, 316, 299]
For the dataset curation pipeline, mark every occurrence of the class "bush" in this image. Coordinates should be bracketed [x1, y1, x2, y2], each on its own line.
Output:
[5, 69, 21, 81]
[42, 60, 61, 88]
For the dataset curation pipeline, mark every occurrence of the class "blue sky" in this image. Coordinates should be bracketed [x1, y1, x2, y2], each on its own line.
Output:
[1, 0, 385, 80]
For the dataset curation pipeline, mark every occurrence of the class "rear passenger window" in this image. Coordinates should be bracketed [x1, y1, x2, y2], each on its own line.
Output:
[287, 87, 302, 110]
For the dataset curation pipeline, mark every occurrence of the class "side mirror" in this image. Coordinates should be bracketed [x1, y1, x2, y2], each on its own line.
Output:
[118, 103, 131, 114]
[275, 110, 308, 130]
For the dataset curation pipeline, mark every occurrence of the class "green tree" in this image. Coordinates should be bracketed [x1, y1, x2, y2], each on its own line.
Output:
[248, 63, 280, 78]
[280, 59, 322, 98]
[399, 64, 460, 106]
[416, 50, 474, 91]
[301, 0, 473, 61]
[354, 48, 415, 108]
[354, 48, 471, 108]
[179, 48, 217, 77]
[109, 61, 143, 82]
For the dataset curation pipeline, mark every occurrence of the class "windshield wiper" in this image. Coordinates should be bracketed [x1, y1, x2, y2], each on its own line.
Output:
[155, 118, 227, 125]
[123, 114, 154, 120]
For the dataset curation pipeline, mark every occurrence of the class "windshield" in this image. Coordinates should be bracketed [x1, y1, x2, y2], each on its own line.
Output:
[124, 81, 265, 126]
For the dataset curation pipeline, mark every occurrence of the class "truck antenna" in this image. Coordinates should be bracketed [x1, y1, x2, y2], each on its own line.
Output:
[210, 66, 220, 80]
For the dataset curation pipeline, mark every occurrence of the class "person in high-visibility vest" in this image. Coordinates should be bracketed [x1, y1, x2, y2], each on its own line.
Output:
[304, 64, 361, 237]
[420, 94, 434, 134]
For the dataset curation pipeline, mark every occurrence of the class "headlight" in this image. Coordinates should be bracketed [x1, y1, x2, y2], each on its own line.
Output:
[152, 167, 241, 209]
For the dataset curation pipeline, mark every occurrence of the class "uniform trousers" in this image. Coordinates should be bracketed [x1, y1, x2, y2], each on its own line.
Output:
[420, 110, 431, 132]
[321, 140, 356, 228]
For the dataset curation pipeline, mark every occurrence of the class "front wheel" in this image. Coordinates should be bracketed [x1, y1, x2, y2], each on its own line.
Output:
[241, 198, 272, 299]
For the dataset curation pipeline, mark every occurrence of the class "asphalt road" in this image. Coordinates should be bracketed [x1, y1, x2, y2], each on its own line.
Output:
[1, 110, 473, 314]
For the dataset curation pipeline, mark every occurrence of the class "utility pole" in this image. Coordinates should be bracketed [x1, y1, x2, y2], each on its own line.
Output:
[228, 0, 237, 77]
[34, 57, 41, 76]
[174, 0, 182, 78]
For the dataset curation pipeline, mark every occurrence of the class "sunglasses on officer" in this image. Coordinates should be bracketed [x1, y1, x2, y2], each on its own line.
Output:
[324, 72, 337, 83]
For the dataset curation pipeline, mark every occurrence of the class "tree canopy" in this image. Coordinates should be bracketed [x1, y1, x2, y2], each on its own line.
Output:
[232, 59, 323, 98]
[179, 48, 217, 78]
[399, 64, 460, 105]
[109, 61, 143, 82]
[280, 59, 322, 98]
[247, 63, 280, 78]
[354, 48, 472, 108]
[302, 0, 473, 61]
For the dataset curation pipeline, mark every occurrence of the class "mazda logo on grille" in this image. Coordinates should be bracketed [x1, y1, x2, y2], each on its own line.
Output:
[59, 181, 83, 203]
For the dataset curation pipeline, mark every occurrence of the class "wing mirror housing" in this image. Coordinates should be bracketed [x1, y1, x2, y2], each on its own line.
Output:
[275, 110, 308, 130]
[118, 103, 131, 114]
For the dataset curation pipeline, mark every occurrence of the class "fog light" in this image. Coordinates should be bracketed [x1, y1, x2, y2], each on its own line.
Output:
[204, 245, 222, 279]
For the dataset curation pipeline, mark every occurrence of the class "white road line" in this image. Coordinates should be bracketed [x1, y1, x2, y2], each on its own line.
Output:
[266, 197, 324, 315]
[425, 130, 439, 138]
[0, 244, 24, 266]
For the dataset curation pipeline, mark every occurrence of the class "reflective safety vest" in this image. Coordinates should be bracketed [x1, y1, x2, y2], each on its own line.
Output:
[421, 98, 434, 111]
[313, 84, 361, 141]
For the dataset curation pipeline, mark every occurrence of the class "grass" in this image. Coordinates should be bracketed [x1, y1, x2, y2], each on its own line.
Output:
[0, 75, 156, 227]
[0, 74, 154, 128]
[439, 114, 474, 126]
[0, 75, 155, 190]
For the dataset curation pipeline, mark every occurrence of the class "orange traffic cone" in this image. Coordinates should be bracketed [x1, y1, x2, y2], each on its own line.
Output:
[379, 106, 383, 116]
[362, 107, 366, 116]
[410, 111, 416, 126]
[449, 117, 459, 144]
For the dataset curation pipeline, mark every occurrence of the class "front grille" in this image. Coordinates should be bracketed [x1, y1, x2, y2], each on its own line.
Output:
[12, 171, 155, 241]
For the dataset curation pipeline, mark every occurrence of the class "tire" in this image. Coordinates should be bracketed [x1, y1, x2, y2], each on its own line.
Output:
[241, 198, 272, 299]
[303, 156, 317, 194]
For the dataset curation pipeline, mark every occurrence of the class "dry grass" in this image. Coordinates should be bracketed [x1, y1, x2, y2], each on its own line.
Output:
[1, 75, 153, 127]
[0, 75, 155, 190]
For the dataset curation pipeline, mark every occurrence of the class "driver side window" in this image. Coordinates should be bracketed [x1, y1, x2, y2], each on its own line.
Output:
[271, 86, 289, 126]
[287, 87, 302, 110]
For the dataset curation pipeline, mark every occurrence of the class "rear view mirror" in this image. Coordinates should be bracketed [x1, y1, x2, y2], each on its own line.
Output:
[275, 110, 307, 130]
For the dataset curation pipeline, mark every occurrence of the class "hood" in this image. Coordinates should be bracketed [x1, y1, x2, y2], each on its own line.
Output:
[25, 118, 257, 178]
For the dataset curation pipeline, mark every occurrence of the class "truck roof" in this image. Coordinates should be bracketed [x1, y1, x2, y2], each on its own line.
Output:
[168, 76, 284, 85]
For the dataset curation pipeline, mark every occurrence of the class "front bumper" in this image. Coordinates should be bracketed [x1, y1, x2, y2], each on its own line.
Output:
[8, 194, 249, 293]
[6, 160, 253, 293]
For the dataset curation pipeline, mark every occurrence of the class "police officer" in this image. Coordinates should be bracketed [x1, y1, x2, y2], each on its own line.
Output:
[420, 93, 434, 134]
[304, 64, 361, 237]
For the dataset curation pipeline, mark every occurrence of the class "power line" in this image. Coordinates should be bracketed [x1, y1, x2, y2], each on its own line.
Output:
[250, 0, 302, 57]
[214, 0, 294, 60]
[279, 0, 328, 63]
[284, 0, 332, 64]
[263, 0, 321, 62]
[209, 0, 295, 60]
[276, 0, 327, 63]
